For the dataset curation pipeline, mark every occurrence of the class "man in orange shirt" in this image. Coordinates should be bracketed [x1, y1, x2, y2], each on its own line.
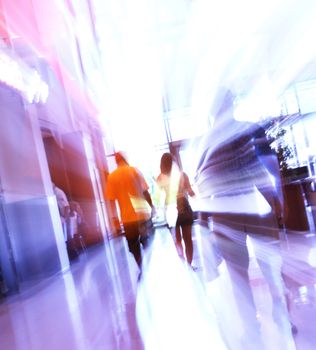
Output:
[105, 152, 155, 268]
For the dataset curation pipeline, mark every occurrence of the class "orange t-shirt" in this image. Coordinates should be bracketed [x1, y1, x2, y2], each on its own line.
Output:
[105, 165, 151, 224]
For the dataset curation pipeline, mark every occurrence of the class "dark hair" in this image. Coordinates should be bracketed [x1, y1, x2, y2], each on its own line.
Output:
[160, 152, 173, 175]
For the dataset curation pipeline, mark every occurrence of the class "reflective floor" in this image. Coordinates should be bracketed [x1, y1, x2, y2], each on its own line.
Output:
[1, 224, 316, 349]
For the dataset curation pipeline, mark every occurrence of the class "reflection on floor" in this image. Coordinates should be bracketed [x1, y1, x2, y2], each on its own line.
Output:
[1, 224, 316, 349]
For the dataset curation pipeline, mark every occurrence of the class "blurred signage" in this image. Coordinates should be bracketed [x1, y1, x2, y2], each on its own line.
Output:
[0, 51, 48, 103]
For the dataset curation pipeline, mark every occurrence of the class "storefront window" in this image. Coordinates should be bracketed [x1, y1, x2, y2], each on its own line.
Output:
[281, 89, 300, 115]
[296, 80, 316, 114]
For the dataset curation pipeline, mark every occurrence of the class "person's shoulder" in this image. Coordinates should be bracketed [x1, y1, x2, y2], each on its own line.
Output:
[157, 173, 169, 181]
[181, 172, 191, 185]
[108, 168, 117, 177]
[157, 173, 169, 186]
[54, 186, 65, 196]
[129, 165, 141, 176]
[180, 171, 188, 178]
[157, 173, 163, 181]
[107, 167, 123, 181]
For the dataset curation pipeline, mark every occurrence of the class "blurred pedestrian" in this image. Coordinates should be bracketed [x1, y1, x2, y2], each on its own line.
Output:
[52, 182, 70, 238]
[157, 152, 195, 266]
[52, 182, 79, 260]
[194, 87, 293, 349]
[105, 152, 155, 268]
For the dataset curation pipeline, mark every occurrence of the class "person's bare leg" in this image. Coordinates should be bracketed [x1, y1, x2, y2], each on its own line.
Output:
[182, 224, 193, 265]
[175, 225, 184, 259]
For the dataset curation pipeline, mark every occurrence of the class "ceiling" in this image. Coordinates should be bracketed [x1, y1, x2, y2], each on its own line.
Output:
[2, 0, 316, 134]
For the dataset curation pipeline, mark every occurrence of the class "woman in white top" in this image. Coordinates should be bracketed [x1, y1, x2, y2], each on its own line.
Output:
[157, 153, 195, 265]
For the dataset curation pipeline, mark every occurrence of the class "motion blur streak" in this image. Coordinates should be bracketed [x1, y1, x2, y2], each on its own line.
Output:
[188, 0, 316, 124]
[135, 228, 227, 350]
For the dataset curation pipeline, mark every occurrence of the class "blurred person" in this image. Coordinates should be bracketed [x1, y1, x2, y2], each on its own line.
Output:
[52, 182, 70, 241]
[193, 87, 294, 349]
[69, 201, 86, 252]
[52, 182, 79, 260]
[105, 152, 155, 269]
[157, 153, 196, 266]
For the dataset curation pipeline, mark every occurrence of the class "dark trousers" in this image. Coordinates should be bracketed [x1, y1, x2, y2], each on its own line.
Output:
[123, 220, 154, 267]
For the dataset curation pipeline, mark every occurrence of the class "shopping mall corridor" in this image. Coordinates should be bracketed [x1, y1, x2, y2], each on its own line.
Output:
[1, 224, 316, 350]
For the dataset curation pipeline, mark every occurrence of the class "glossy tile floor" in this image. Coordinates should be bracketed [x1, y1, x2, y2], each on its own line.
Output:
[1, 223, 316, 350]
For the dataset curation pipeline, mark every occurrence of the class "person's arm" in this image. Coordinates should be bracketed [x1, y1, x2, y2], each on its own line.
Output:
[183, 173, 195, 197]
[136, 168, 156, 213]
[143, 189, 154, 209]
